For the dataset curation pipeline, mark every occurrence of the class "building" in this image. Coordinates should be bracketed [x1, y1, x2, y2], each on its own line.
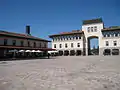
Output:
[49, 18, 120, 56]
[0, 26, 53, 58]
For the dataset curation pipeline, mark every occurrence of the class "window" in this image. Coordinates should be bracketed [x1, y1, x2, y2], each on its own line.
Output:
[34, 42, 36, 47]
[106, 41, 109, 46]
[20, 41, 24, 46]
[113, 41, 117, 46]
[87, 27, 90, 32]
[39, 43, 41, 48]
[44, 43, 47, 48]
[111, 34, 114, 37]
[28, 41, 30, 47]
[54, 44, 56, 48]
[71, 43, 73, 48]
[12, 40, 16, 46]
[4, 39, 7, 45]
[77, 43, 80, 47]
[94, 26, 97, 32]
[107, 34, 110, 37]
[65, 43, 68, 48]
[66, 37, 68, 40]
[79, 36, 81, 39]
[103, 34, 106, 37]
[59, 44, 62, 48]
[91, 27, 93, 32]
[115, 33, 118, 37]
[76, 36, 78, 40]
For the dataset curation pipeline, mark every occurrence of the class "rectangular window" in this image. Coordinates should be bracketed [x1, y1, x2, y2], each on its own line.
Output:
[54, 44, 56, 48]
[76, 36, 78, 40]
[77, 43, 80, 47]
[4, 39, 8, 45]
[39, 43, 41, 48]
[44, 43, 47, 48]
[87, 27, 90, 32]
[107, 34, 110, 37]
[113, 41, 117, 46]
[71, 43, 73, 48]
[34, 42, 36, 48]
[28, 41, 30, 47]
[12, 40, 16, 46]
[94, 26, 97, 32]
[91, 27, 93, 32]
[20, 41, 24, 46]
[65, 43, 68, 48]
[103, 34, 106, 37]
[59, 44, 62, 48]
[106, 41, 109, 46]
[115, 33, 118, 37]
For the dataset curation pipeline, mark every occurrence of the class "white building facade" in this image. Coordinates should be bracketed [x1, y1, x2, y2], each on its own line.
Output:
[49, 18, 120, 56]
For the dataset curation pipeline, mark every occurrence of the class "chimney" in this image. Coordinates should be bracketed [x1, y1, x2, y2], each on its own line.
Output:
[26, 25, 31, 35]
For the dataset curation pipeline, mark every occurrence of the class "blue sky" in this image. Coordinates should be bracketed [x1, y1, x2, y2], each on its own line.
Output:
[0, 0, 120, 48]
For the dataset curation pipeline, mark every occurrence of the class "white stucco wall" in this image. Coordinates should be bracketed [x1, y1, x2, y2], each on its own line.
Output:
[82, 23, 104, 55]
[52, 37, 84, 51]
[101, 37, 120, 48]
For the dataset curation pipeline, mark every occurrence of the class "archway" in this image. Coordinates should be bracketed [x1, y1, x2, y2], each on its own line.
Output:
[76, 50, 82, 56]
[112, 49, 119, 55]
[87, 36, 99, 55]
[64, 50, 69, 56]
[59, 50, 63, 56]
[103, 49, 111, 55]
[70, 50, 76, 56]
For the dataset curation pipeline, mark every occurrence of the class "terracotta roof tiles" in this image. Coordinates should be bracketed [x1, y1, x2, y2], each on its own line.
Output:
[0, 30, 50, 42]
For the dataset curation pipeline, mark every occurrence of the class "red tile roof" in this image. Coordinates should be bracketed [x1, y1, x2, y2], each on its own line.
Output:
[49, 30, 83, 38]
[102, 27, 120, 31]
[0, 30, 50, 42]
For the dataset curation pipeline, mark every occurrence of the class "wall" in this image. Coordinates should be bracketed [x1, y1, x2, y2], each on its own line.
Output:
[51, 35, 84, 54]
[0, 36, 48, 48]
[82, 23, 104, 55]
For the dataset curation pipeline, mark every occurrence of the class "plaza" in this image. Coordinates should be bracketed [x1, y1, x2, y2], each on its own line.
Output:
[0, 56, 120, 90]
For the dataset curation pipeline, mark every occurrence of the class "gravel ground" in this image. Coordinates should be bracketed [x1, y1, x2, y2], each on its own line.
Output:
[0, 56, 120, 90]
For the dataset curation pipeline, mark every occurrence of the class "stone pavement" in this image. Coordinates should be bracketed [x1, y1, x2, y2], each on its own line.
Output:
[0, 56, 120, 90]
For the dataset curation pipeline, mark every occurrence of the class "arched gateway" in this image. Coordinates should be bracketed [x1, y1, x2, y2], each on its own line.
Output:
[82, 18, 104, 56]
[87, 36, 99, 55]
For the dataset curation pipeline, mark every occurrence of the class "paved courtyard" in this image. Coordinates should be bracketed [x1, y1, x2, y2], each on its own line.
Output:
[0, 56, 120, 90]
